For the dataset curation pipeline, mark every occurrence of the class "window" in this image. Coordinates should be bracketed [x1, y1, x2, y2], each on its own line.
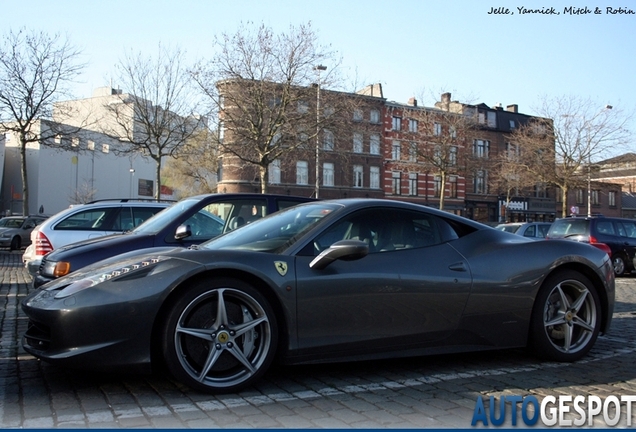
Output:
[87, 140, 95, 151]
[474, 170, 487, 194]
[575, 189, 584, 205]
[433, 122, 442, 136]
[534, 183, 547, 198]
[323, 130, 334, 151]
[509, 120, 516, 129]
[487, 111, 497, 128]
[408, 173, 418, 196]
[473, 139, 490, 158]
[392, 172, 401, 195]
[505, 142, 519, 160]
[609, 191, 616, 207]
[71, 137, 79, 147]
[409, 119, 418, 133]
[269, 160, 281, 184]
[323, 163, 334, 187]
[370, 109, 380, 124]
[433, 176, 442, 198]
[323, 105, 335, 117]
[392, 116, 402, 131]
[449, 176, 457, 198]
[353, 108, 363, 122]
[218, 121, 224, 142]
[297, 100, 309, 113]
[450, 126, 457, 139]
[296, 161, 308, 185]
[353, 165, 363, 188]
[101, 144, 109, 153]
[370, 134, 380, 155]
[370, 166, 380, 189]
[353, 132, 363, 153]
[271, 132, 281, 147]
[449, 146, 457, 166]
[592, 190, 600, 205]
[391, 141, 401, 160]
[409, 142, 418, 162]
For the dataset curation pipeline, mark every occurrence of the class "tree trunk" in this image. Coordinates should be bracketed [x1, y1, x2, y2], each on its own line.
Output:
[155, 156, 162, 200]
[561, 185, 569, 217]
[259, 165, 268, 194]
[19, 134, 29, 216]
[439, 171, 446, 211]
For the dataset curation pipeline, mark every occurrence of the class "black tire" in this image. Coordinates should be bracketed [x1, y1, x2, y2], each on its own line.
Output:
[161, 277, 278, 393]
[613, 255, 627, 276]
[529, 270, 601, 362]
[9, 236, 20, 251]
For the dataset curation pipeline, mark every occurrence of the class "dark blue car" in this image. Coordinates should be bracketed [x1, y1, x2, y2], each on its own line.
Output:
[34, 193, 313, 287]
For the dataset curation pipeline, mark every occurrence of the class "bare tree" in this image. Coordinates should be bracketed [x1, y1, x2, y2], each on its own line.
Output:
[0, 29, 85, 215]
[510, 95, 632, 217]
[162, 128, 218, 198]
[103, 44, 204, 199]
[191, 22, 343, 193]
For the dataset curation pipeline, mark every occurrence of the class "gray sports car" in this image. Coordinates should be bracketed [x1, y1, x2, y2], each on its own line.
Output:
[22, 199, 615, 393]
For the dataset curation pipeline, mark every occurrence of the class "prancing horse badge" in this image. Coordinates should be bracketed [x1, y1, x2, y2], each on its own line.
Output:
[274, 261, 288, 276]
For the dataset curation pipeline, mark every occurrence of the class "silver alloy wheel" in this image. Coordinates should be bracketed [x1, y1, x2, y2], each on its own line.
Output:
[173, 287, 272, 389]
[613, 256, 625, 276]
[542, 278, 597, 354]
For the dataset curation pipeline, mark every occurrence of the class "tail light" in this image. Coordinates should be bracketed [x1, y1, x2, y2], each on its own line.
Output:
[589, 235, 612, 257]
[35, 231, 53, 256]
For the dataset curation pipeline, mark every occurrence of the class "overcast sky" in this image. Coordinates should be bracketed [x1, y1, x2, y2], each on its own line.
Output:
[9, 0, 636, 133]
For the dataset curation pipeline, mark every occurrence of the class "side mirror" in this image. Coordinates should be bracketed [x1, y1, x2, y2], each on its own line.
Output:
[309, 239, 369, 270]
[175, 224, 192, 240]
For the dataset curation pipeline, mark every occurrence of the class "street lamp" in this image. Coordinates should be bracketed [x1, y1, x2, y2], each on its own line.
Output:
[586, 104, 613, 217]
[314, 64, 327, 198]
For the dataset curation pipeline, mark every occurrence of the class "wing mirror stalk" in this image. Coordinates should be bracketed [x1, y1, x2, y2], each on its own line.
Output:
[309, 240, 369, 270]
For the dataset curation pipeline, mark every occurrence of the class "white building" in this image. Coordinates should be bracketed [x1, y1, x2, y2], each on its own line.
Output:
[1, 87, 170, 216]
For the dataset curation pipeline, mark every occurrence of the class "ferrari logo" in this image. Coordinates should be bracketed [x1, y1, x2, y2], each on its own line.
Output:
[217, 332, 229, 343]
[274, 261, 288, 276]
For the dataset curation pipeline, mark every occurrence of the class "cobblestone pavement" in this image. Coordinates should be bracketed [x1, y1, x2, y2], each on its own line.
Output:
[1, 250, 636, 428]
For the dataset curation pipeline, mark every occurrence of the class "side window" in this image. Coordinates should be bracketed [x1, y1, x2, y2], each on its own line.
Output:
[190, 199, 268, 240]
[596, 221, 616, 235]
[619, 221, 636, 238]
[54, 208, 116, 231]
[523, 226, 536, 238]
[131, 207, 165, 228]
[313, 208, 450, 254]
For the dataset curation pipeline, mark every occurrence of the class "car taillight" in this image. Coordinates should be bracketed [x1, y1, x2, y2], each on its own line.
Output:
[589, 236, 612, 257]
[35, 231, 53, 256]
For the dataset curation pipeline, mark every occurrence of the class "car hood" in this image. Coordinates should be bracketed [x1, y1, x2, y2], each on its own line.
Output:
[44, 232, 157, 261]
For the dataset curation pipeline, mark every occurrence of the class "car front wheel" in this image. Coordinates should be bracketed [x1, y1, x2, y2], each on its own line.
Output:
[10, 236, 20, 251]
[161, 278, 278, 393]
[529, 270, 601, 362]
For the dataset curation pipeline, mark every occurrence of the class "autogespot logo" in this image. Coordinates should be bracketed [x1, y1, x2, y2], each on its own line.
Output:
[471, 395, 636, 427]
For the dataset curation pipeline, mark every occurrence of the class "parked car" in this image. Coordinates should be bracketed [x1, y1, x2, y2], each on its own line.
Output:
[32, 193, 314, 287]
[494, 222, 552, 240]
[546, 216, 636, 276]
[0, 215, 48, 250]
[22, 198, 615, 393]
[24, 199, 171, 276]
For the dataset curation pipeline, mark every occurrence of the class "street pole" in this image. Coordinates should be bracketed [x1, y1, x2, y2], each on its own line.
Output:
[314, 65, 327, 199]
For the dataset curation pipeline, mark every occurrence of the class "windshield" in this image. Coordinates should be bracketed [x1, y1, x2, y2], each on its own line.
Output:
[201, 202, 343, 253]
[0, 218, 24, 228]
[133, 198, 200, 234]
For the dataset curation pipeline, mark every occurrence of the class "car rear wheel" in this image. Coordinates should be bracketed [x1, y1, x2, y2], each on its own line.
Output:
[529, 270, 601, 362]
[161, 278, 278, 393]
[10, 236, 20, 251]
[612, 255, 627, 276]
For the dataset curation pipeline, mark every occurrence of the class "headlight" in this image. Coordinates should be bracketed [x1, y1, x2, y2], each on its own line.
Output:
[51, 256, 167, 299]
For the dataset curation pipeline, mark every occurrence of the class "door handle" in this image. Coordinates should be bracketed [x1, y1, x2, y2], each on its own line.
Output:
[448, 262, 467, 272]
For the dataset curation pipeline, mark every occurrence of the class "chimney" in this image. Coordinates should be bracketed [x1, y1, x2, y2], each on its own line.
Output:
[408, 97, 417, 107]
[440, 92, 451, 111]
[506, 104, 518, 113]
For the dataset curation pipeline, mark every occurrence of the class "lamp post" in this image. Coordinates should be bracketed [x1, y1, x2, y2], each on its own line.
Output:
[586, 104, 612, 217]
[314, 65, 327, 198]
